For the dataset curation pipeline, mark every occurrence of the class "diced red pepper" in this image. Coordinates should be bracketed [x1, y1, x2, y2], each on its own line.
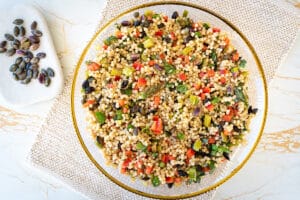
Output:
[148, 60, 155, 66]
[232, 51, 239, 62]
[186, 148, 195, 159]
[203, 87, 211, 93]
[115, 30, 123, 39]
[121, 168, 127, 174]
[219, 77, 226, 84]
[153, 96, 160, 106]
[207, 69, 215, 78]
[170, 32, 176, 40]
[213, 27, 221, 33]
[114, 75, 121, 81]
[125, 150, 133, 157]
[155, 30, 164, 37]
[133, 61, 143, 70]
[137, 77, 147, 87]
[152, 115, 159, 121]
[224, 37, 230, 46]
[178, 72, 187, 81]
[174, 177, 182, 184]
[208, 137, 216, 144]
[206, 104, 214, 111]
[202, 167, 210, 172]
[165, 177, 174, 183]
[87, 62, 100, 71]
[83, 99, 95, 108]
[193, 83, 201, 90]
[103, 44, 108, 50]
[163, 15, 168, 22]
[121, 158, 132, 169]
[200, 93, 206, 100]
[135, 29, 140, 38]
[122, 107, 129, 113]
[137, 168, 144, 175]
[220, 69, 228, 75]
[145, 166, 153, 175]
[151, 118, 163, 135]
[159, 53, 165, 59]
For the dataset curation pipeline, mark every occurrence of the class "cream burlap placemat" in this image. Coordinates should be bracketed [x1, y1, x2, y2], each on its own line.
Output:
[29, 0, 299, 199]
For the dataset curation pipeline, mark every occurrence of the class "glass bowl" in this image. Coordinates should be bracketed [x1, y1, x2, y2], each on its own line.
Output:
[71, 2, 267, 199]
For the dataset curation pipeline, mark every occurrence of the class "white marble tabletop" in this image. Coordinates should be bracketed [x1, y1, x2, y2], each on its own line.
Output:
[0, 0, 299, 199]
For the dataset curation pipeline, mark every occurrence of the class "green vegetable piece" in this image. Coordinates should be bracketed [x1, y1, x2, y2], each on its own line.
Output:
[189, 95, 199, 105]
[136, 141, 147, 151]
[152, 13, 160, 19]
[210, 49, 217, 63]
[195, 32, 202, 38]
[95, 112, 106, 125]
[183, 10, 189, 17]
[104, 36, 118, 46]
[177, 132, 185, 140]
[188, 167, 197, 181]
[211, 144, 218, 151]
[235, 88, 246, 102]
[193, 139, 202, 151]
[211, 97, 220, 105]
[182, 46, 193, 55]
[151, 176, 161, 187]
[95, 136, 104, 148]
[114, 110, 123, 120]
[141, 53, 148, 62]
[204, 114, 211, 127]
[152, 152, 158, 158]
[141, 126, 150, 134]
[127, 124, 134, 130]
[143, 38, 154, 48]
[164, 63, 176, 75]
[203, 23, 210, 30]
[239, 59, 247, 68]
[159, 161, 165, 168]
[176, 84, 188, 94]
[208, 160, 216, 171]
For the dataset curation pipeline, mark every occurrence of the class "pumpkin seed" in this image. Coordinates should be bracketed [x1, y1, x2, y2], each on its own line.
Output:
[6, 48, 16, 56]
[15, 57, 23, 65]
[13, 18, 24, 25]
[46, 67, 55, 77]
[36, 52, 46, 58]
[31, 57, 39, 64]
[31, 21, 37, 30]
[32, 69, 39, 79]
[29, 35, 40, 43]
[0, 41, 7, 48]
[18, 72, 26, 80]
[26, 69, 33, 78]
[12, 73, 19, 80]
[13, 26, 20, 37]
[20, 26, 26, 36]
[44, 76, 51, 86]
[12, 39, 20, 49]
[9, 64, 18, 72]
[21, 77, 31, 84]
[32, 30, 42, 37]
[15, 67, 23, 75]
[4, 33, 14, 41]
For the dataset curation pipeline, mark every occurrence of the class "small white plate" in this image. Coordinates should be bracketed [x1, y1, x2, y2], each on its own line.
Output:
[0, 4, 63, 108]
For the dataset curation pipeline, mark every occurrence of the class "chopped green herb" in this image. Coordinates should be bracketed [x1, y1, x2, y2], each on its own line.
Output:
[183, 10, 189, 17]
[176, 84, 188, 94]
[95, 112, 106, 125]
[203, 23, 210, 30]
[211, 97, 220, 105]
[159, 161, 165, 168]
[151, 176, 161, 187]
[104, 36, 118, 46]
[177, 132, 185, 140]
[136, 141, 147, 151]
[235, 88, 246, 102]
[210, 49, 217, 63]
[121, 84, 133, 96]
[164, 63, 176, 75]
[188, 167, 197, 181]
[114, 110, 123, 120]
[239, 59, 247, 68]
[195, 32, 202, 37]
[127, 124, 134, 130]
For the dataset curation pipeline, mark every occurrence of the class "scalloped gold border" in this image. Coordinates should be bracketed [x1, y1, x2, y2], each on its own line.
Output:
[71, 1, 268, 199]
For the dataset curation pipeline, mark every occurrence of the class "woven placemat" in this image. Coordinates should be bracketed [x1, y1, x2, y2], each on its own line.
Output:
[29, 0, 299, 199]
